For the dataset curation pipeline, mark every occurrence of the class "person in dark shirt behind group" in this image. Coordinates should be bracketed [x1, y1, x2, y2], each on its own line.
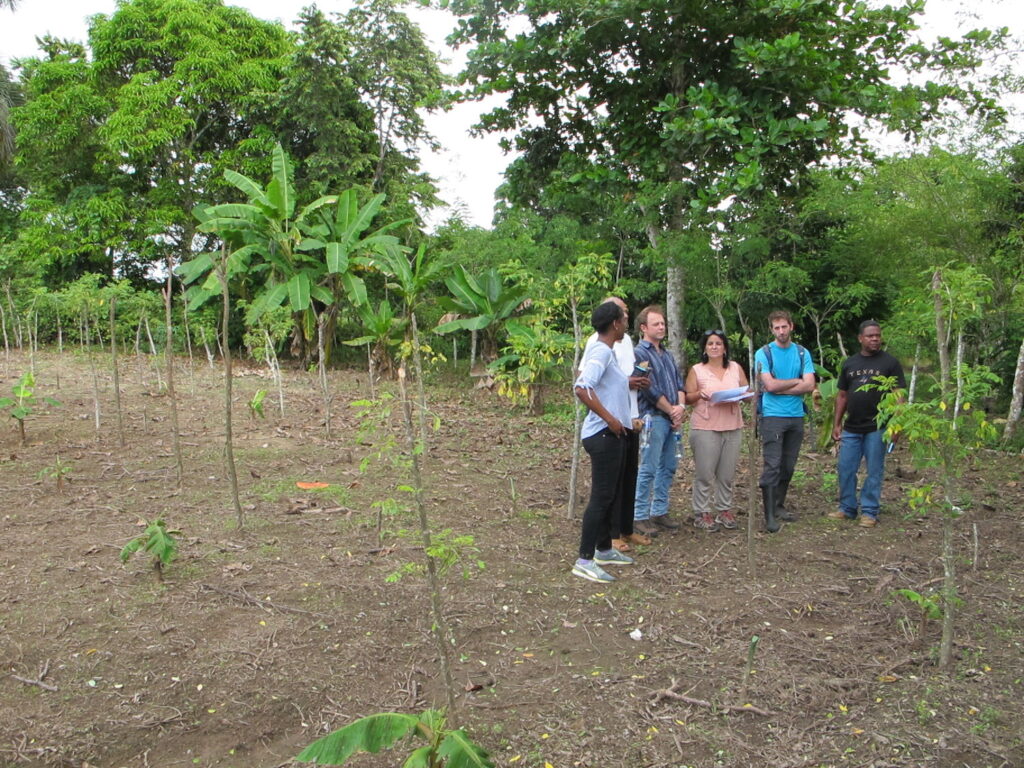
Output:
[829, 320, 906, 528]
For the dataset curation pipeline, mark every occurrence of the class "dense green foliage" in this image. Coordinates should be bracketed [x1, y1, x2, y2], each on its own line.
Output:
[0, 0, 1021, 427]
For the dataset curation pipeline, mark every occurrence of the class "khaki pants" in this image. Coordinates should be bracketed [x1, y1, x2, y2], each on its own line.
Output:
[689, 428, 742, 517]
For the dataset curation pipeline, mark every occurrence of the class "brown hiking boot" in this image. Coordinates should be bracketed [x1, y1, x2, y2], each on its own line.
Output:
[827, 510, 855, 521]
[653, 514, 681, 531]
[635, 519, 660, 538]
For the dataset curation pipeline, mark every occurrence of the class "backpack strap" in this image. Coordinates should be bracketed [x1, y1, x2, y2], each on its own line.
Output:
[763, 343, 806, 376]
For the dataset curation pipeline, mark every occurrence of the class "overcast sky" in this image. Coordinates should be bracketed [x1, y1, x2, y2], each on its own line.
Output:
[2, 0, 1021, 230]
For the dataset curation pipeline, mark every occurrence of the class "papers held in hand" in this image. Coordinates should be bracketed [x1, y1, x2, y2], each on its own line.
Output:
[709, 387, 754, 404]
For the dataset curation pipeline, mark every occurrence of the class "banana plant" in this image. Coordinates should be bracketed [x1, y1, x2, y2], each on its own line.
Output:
[301, 189, 407, 362]
[435, 266, 528, 362]
[296, 709, 493, 768]
[373, 243, 444, 442]
[342, 300, 408, 382]
[182, 144, 337, 357]
[181, 144, 404, 363]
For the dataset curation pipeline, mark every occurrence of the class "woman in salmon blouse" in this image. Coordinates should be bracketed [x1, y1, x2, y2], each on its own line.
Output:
[684, 330, 750, 532]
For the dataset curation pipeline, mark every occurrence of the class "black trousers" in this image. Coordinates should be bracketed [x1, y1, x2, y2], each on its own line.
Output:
[612, 427, 639, 539]
[759, 416, 804, 488]
[579, 428, 626, 559]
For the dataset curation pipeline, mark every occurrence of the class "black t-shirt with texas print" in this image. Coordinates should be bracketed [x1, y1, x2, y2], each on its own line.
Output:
[838, 351, 906, 434]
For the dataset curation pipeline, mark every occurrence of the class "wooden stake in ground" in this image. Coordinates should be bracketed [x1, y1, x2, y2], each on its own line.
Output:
[217, 244, 244, 529]
[164, 255, 184, 487]
[745, 333, 761, 571]
[109, 297, 125, 448]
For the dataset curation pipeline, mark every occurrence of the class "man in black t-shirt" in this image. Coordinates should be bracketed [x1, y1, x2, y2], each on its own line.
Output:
[828, 321, 906, 528]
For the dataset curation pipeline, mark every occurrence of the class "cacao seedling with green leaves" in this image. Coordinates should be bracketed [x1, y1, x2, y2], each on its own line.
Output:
[249, 389, 268, 419]
[0, 371, 60, 444]
[38, 456, 72, 492]
[120, 519, 180, 583]
[893, 588, 944, 640]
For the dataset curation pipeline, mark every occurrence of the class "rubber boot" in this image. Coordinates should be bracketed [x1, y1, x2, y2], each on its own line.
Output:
[761, 485, 781, 533]
[776, 481, 796, 522]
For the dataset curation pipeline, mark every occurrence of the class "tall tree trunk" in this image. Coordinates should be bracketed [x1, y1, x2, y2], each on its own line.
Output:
[666, 262, 686, 371]
[165, 257, 184, 487]
[1002, 335, 1024, 442]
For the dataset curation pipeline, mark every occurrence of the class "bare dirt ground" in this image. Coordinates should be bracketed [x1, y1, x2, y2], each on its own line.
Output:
[0, 349, 1022, 768]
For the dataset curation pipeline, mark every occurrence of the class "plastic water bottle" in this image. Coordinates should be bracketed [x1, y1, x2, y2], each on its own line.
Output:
[639, 414, 652, 458]
[673, 429, 683, 460]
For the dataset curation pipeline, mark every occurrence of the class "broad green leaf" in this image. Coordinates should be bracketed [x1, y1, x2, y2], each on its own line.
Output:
[267, 144, 296, 219]
[326, 242, 349, 274]
[436, 729, 495, 768]
[295, 712, 421, 764]
[342, 335, 377, 346]
[296, 195, 339, 223]
[297, 238, 326, 252]
[286, 273, 312, 312]
[435, 315, 493, 334]
[223, 169, 271, 208]
[261, 283, 290, 312]
[342, 273, 368, 307]
[310, 284, 334, 305]
[338, 193, 386, 249]
[176, 253, 215, 284]
[402, 745, 432, 768]
[444, 268, 485, 313]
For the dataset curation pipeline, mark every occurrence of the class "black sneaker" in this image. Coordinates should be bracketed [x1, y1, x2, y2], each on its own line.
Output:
[653, 514, 680, 531]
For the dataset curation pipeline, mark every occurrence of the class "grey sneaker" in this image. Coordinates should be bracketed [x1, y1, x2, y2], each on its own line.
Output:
[693, 511, 719, 532]
[715, 510, 738, 530]
[594, 548, 634, 566]
[572, 560, 615, 583]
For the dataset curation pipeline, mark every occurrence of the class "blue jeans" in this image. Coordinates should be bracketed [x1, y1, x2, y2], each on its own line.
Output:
[837, 429, 884, 519]
[634, 415, 680, 520]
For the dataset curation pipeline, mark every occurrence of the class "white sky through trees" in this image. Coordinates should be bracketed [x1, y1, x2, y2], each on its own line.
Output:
[2, 0, 1021, 229]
